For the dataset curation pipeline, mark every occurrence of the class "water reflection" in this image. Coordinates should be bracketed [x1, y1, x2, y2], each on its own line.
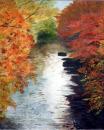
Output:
[43, 53, 74, 123]
[6, 44, 75, 130]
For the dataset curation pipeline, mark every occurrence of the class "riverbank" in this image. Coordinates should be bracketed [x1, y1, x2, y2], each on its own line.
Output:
[1, 42, 104, 130]
[62, 57, 104, 129]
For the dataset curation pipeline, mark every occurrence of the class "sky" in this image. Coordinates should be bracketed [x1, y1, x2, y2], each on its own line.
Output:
[55, 0, 73, 10]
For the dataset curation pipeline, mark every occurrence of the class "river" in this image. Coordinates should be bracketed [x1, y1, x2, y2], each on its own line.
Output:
[5, 44, 76, 130]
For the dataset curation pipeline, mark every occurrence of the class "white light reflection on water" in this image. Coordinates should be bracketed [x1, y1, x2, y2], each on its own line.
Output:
[6, 51, 75, 130]
[43, 53, 75, 123]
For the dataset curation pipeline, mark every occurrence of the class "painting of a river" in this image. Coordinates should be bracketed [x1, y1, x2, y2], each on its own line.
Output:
[0, 0, 104, 130]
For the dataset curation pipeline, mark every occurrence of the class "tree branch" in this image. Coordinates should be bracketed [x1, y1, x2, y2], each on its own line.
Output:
[0, 24, 22, 29]
[18, 0, 32, 8]
[25, 0, 44, 20]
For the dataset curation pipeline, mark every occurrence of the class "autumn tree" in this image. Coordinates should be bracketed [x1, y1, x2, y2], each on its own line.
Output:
[57, 0, 104, 113]
[15, 0, 58, 40]
[0, 0, 34, 118]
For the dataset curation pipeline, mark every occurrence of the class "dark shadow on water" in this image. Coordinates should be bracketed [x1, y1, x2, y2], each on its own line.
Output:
[0, 118, 22, 130]
[62, 57, 104, 130]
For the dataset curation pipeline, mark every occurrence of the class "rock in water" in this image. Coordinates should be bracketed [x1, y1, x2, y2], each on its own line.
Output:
[58, 52, 67, 56]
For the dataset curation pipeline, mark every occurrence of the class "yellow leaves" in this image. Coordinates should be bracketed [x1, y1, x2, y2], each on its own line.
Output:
[98, 47, 104, 55]
[15, 0, 58, 41]
[28, 8, 57, 23]
[0, 34, 5, 41]
[97, 40, 104, 55]
[0, 96, 15, 113]
[0, 76, 16, 116]
[22, 48, 30, 55]
[0, 76, 13, 85]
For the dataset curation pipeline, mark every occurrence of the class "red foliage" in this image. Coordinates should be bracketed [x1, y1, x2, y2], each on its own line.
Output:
[57, 0, 104, 112]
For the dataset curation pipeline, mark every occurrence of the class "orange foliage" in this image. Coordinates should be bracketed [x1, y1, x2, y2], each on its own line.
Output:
[0, 0, 34, 118]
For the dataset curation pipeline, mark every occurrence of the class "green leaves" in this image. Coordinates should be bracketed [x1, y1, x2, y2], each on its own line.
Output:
[0, 34, 5, 41]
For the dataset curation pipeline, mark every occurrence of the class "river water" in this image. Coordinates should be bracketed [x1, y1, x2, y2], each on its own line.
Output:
[6, 44, 76, 130]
